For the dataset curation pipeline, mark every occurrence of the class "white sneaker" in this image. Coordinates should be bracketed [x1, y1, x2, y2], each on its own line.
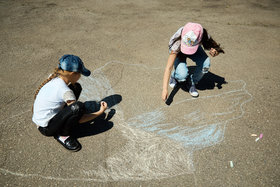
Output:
[169, 77, 177, 88]
[189, 85, 199, 97]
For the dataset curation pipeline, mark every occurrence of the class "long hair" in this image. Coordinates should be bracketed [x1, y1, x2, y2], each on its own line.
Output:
[33, 67, 76, 100]
[34, 67, 60, 100]
[201, 28, 225, 53]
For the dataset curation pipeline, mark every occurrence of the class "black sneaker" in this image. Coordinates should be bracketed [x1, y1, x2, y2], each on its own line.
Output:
[54, 136, 81, 152]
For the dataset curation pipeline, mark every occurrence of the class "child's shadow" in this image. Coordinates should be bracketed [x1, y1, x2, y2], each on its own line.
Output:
[72, 94, 122, 138]
[189, 66, 227, 90]
[166, 67, 227, 105]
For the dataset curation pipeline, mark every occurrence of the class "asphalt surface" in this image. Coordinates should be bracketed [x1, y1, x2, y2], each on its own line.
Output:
[0, 0, 279, 186]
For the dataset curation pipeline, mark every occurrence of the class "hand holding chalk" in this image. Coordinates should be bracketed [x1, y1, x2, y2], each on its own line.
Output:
[162, 89, 168, 102]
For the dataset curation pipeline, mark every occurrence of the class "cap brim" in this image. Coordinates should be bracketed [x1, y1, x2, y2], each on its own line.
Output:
[81, 68, 91, 76]
[180, 42, 199, 55]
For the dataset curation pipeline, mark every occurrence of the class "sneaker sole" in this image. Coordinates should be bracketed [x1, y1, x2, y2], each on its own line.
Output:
[189, 92, 199, 98]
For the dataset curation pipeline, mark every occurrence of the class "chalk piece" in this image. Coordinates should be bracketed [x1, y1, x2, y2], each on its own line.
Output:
[259, 133, 263, 139]
[255, 137, 260, 142]
[229, 161, 234, 168]
[251, 134, 257, 137]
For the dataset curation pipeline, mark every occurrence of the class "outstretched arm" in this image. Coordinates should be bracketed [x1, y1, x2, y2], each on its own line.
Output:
[79, 101, 108, 123]
[67, 100, 108, 123]
[162, 53, 177, 101]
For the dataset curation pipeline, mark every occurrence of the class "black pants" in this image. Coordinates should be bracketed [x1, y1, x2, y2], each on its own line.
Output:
[38, 83, 85, 137]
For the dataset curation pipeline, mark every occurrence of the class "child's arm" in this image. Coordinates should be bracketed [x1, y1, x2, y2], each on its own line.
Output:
[162, 53, 177, 101]
[78, 101, 107, 123]
[67, 100, 108, 123]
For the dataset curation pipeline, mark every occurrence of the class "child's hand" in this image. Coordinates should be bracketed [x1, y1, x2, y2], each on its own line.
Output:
[209, 48, 219, 57]
[162, 90, 168, 101]
[100, 101, 108, 112]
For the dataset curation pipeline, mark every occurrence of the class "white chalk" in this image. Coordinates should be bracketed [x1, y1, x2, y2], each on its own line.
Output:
[255, 137, 260, 142]
[229, 161, 234, 168]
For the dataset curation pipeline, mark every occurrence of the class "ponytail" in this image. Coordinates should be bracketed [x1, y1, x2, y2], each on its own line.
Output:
[34, 67, 60, 99]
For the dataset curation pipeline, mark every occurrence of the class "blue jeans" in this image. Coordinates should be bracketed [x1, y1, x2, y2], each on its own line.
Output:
[172, 46, 210, 85]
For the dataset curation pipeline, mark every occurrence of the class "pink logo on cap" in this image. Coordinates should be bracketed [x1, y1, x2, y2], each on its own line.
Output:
[180, 22, 203, 55]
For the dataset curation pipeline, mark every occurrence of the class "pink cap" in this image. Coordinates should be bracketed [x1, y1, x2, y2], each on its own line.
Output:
[180, 22, 203, 55]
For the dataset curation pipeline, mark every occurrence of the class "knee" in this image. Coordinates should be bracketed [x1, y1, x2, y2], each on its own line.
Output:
[175, 64, 189, 82]
[176, 72, 188, 82]
[69, 83, 82, 93]
[70, 101, 85, 115]
[73, 83, 83, 93]
[74, 83, 82, 92]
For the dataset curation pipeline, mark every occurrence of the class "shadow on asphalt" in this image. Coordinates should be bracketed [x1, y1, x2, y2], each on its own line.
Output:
[72, 117, 114, 138]
[166, 67, 227, 105]
[72, 94, 122, 138]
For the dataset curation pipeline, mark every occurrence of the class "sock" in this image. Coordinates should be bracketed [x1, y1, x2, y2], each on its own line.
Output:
[58, 136, 69, 143]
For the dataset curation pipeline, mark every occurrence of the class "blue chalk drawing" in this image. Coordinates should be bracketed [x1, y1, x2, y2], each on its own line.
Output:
[77, 61, 252, 181]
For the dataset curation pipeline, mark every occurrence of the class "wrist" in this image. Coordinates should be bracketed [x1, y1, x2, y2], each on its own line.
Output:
[98, 109, 104, 114]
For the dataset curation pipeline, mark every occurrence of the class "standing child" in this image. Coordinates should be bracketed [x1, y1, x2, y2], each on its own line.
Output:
[162, 22, 224, 101]
[32, 54, 107, 152]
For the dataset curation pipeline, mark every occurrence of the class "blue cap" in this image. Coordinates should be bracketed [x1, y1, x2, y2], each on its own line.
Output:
[59, 55, 91, 76]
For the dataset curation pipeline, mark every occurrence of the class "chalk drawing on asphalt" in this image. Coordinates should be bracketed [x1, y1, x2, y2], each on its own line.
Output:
[0, 61, 252, 182]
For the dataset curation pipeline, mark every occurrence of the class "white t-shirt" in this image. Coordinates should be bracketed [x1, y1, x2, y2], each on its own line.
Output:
[32, 77, 76, 127]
